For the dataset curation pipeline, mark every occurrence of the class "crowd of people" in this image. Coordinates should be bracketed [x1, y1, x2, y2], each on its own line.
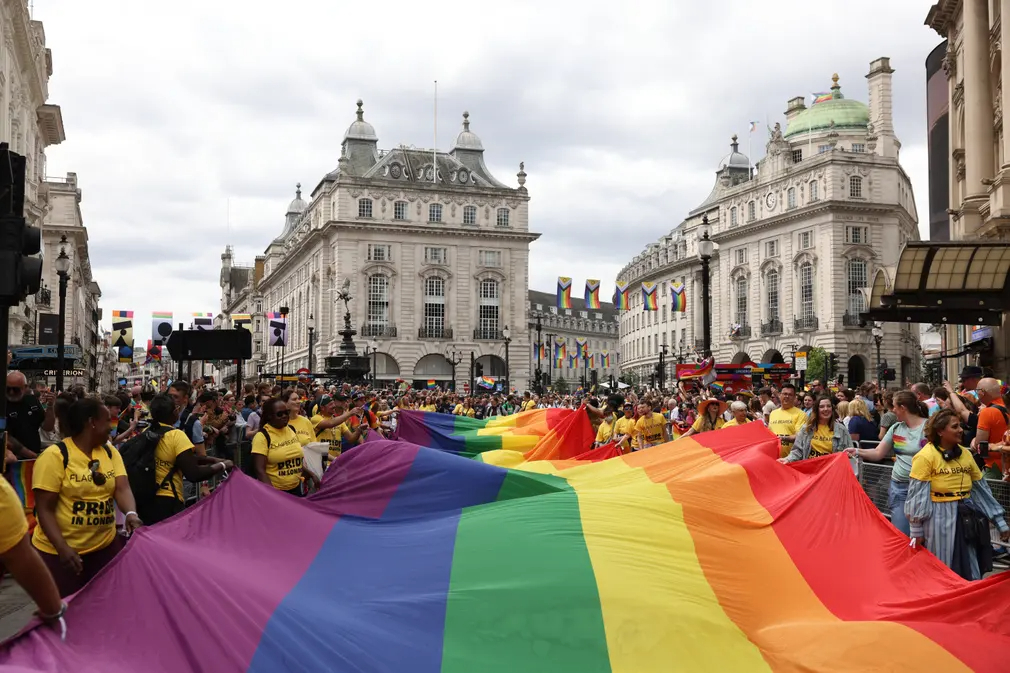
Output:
[2, 361, 1010, 639]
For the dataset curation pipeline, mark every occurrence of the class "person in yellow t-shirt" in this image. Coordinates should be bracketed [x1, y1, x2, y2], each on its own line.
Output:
[32, 397, 139, 597]
[612, 403, 637, 453]
[0, 475, 64, 629]
[905, 409, 1009, 578]
[721, 401, 752, 428]
[594, 410, 616, 446]
[768, 384, 807, 458]
[520, 393, 537, 412]
[253, 398, 319, 496]
[634, 402, 669, 450]
[143, 394, 232, 526]
[311, 395, 364, 459]
[285, 390, 317, 447]
[682, 399, 727, 437]
[452, 401, 465, 415]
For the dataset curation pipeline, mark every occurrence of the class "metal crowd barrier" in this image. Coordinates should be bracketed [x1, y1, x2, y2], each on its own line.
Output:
[855, 450, 1010, 549]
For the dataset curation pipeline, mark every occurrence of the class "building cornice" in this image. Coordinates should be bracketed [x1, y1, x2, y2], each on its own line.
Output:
[328, 219, 542, 243]
[925, 1, 959, 37]
[332, 176, 529, 203]
[712, 200, 911, 244]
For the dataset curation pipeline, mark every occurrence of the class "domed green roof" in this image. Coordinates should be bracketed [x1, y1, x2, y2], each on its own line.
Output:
[784, 82, 869, 138]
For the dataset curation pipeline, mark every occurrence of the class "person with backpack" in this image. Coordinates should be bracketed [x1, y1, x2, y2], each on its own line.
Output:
[132, 394, 233, 525]
[167, 381, 205, 456]
[31, 397, 140, 597]
[251, 398, 319, 497]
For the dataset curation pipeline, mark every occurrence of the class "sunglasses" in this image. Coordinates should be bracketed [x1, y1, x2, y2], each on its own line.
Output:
[88, 460, 107, 486]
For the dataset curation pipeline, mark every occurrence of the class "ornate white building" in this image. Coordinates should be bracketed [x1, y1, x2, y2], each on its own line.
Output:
[1, 2, 65, 344]
[219, 102, 538, 390]
[617, 58, 922, 387]
[526, 290, 620, 389]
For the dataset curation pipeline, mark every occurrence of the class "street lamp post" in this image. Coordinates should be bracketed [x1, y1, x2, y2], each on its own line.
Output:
[871, 324, 884, 384]
[368, 338, 378, 387]
[54, 236, 71, 393]
[697, 216, 715, 358]
[501, 325, 512, 394]
[534, 314, 543, 394]
[279, 305, 289, 386]
[659, 341, 668, 391]
[447, 348, 463, 392]
[545, 332, 556, 390]
[307, 313, 316, 375]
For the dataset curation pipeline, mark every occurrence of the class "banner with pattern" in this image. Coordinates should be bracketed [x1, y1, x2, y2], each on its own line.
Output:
[584, 280, 600, 310]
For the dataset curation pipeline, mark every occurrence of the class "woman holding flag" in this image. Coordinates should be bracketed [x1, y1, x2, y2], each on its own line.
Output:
[681, 399, 726, 437]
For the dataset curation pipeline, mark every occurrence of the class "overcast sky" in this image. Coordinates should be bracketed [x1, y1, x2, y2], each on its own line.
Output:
[36, 0, 943, 344]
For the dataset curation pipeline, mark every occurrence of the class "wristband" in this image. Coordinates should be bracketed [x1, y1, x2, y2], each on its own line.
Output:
[37, 601, 67, 623]
[124, 511, 138, 519]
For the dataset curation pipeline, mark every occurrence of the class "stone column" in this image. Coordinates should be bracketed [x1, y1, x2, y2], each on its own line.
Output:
[1002, 0, 1010, 168]
[963, 0, 995, 222]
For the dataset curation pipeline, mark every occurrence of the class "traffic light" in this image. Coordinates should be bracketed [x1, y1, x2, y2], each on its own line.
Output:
[0, 144, 41, 305]
[475, 362, 484, 378]
[827, 352, 839, 380]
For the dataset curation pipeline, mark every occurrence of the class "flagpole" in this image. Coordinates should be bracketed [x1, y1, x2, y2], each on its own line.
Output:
[433, 80, 438, 185]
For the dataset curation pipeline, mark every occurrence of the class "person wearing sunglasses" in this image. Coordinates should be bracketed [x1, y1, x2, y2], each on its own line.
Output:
[251, 398, 319, 496]
[31, 397, 140, 597]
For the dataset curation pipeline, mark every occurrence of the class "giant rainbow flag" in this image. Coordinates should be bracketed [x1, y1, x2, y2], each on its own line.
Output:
[1, 421, 1008, 672]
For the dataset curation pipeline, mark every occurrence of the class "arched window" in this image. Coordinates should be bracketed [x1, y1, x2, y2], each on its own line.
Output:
[809, 180, 819, 201]
[747, 201, 756, 221]
[787, 187, 796, 209]
[367, 274, 389, 330]
[478, 279, 500, 339]
[766, 270, 780, 321]
[423, 276, 446, 338]
[735, 276, 748, 326]
[849, 176, 863, 198]
[358, 198, 373, 218]
[847, 258, 868, 316]
[463, 205, 477, 225]
[496, 208, 510, 227]
[799, 262, 815, 319]
[730, 206, 738, 226]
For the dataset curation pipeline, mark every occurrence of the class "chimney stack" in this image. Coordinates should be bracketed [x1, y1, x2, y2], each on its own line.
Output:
[866, 57, 896, 143]
[785, 96, 807, 123]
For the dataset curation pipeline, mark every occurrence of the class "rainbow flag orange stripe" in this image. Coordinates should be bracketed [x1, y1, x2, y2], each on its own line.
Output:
[612, 282, 629, 310]
[641, 281, 658, 310]
[671, 281, 686, 312]
[557, 276, 573, 309]
[584, 279, 601, 310]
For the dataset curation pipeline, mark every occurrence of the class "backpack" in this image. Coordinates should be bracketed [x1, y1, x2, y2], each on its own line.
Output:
[55, 441, 112, 471]
[119, 424, 176, 506]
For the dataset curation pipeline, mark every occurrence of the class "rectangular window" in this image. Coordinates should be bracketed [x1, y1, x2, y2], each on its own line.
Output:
[766, 271, 780, 321]
[424, 246, 447, 265]
[429, 203, 443, 222]
[849, 176, 863, 198]
[367, 275, 390, 327]
[550, 306, 557, 315]
[734, 248, 747, 266]
[535, 303, 543, 311]
[367, 244, 391, 262]
[765, 240, 779, 258]
[787, 188, 796, 209]
[424, 276, 446, 336]
[478, 280, 500, 336]
[747, 201, 756, 221]
[847, 259, 868, 315]
[818, 145, 830, 154]
[791, 149, 803, 163]
[800, 264, 815, 319]
[496, 208, 510, 227]
[845, 226, 868, 245]
[579, 310, 587, 318]
[478, 250, 502, 267]
[809, 181, 819, 201]
[799, 231, 813, 250]
[463, 205, 477, 225]
[851, 143, 865, 153]
[394, 201, 407, 220]
[358, 198, 373, 218]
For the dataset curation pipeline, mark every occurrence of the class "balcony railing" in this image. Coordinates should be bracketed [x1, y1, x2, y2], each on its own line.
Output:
[761, 319, 783, 336]
[474, 327, 504, 341]
[360, 324, 397, 338]
[794, 316, 819, 332]
[729, 324, 752, 339]
[418, 327, 453, 340]
[842, 312, 866, 327]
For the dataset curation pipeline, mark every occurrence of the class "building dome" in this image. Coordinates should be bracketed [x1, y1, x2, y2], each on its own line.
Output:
[451, 111, 484, 151]
[784, 75, 869, 138]
[343, 99, 378, 142]
[286, 183, 307, 216]
[718, 134, 749, 170]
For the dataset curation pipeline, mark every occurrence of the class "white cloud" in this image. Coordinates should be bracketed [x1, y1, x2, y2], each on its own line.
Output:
[34, 0, 943, 343]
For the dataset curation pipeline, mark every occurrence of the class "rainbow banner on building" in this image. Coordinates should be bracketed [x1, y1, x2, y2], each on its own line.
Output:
[601, 351, 611, 368]
[556, 276, 573, 309]
[641, 281, 658, 310]
[584, 279, 600, 309]
[812, 91, 833, 104]
[553, 337, 566, 367]
[671, 281, 687, 312]
[2, 422, 1007, 672]
[567, 353, 578, 368]
[612, 281, 629, 310]
[537, 343, 548, 361]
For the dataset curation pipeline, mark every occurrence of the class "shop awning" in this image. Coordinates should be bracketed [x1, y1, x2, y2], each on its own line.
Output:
[862, 242, 1010, 325]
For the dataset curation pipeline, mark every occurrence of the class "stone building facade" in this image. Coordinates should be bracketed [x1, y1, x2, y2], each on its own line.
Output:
[527, 290, 619, 389]
[617, 59, 921, 387]
[219, 102, 538, 390]
[1, 1, 65, 344]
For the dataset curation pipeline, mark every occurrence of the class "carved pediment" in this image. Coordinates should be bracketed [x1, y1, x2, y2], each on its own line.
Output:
[362, 262, 397, 278]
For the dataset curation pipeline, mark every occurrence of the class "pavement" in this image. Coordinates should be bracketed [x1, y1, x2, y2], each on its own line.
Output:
[0, 577, 33, 642]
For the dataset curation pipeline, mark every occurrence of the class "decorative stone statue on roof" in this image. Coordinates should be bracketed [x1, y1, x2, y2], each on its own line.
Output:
[766, 122, 788, 156]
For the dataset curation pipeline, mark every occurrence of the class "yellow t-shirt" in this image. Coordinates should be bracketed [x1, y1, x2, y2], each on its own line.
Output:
[691, 415, 726, 433]
[31, 438, 125, 555]
[252, 424, 304, 491]
[521, 400, 537, 412]
[635, 413, 667, 449]
[769, 407, 807, 458]
[0, 476, 28, 555]
[722, 418, 750, 428]
[420, 404, 437, 413]
[288, 414, 316, 447]
[452, 404, 464, 416]
[462, 407, 476, 418]
[595, 418, 615, 444]
[613, 416, 636, 450]
[910, 443, 983, 502]
[155, 424, 195, 501]
[311, 414, 343, 459]
[809, 423, 834, 457]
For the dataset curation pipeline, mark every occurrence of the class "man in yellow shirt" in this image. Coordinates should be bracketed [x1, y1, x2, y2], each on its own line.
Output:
[311, 395, 363, 459]
[722, 401, 752, 427]
[612, 402, 637, 453]
[520, 392, 537, 412]
[768, 384, 807, 458]
[634, 402, 669, 450]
